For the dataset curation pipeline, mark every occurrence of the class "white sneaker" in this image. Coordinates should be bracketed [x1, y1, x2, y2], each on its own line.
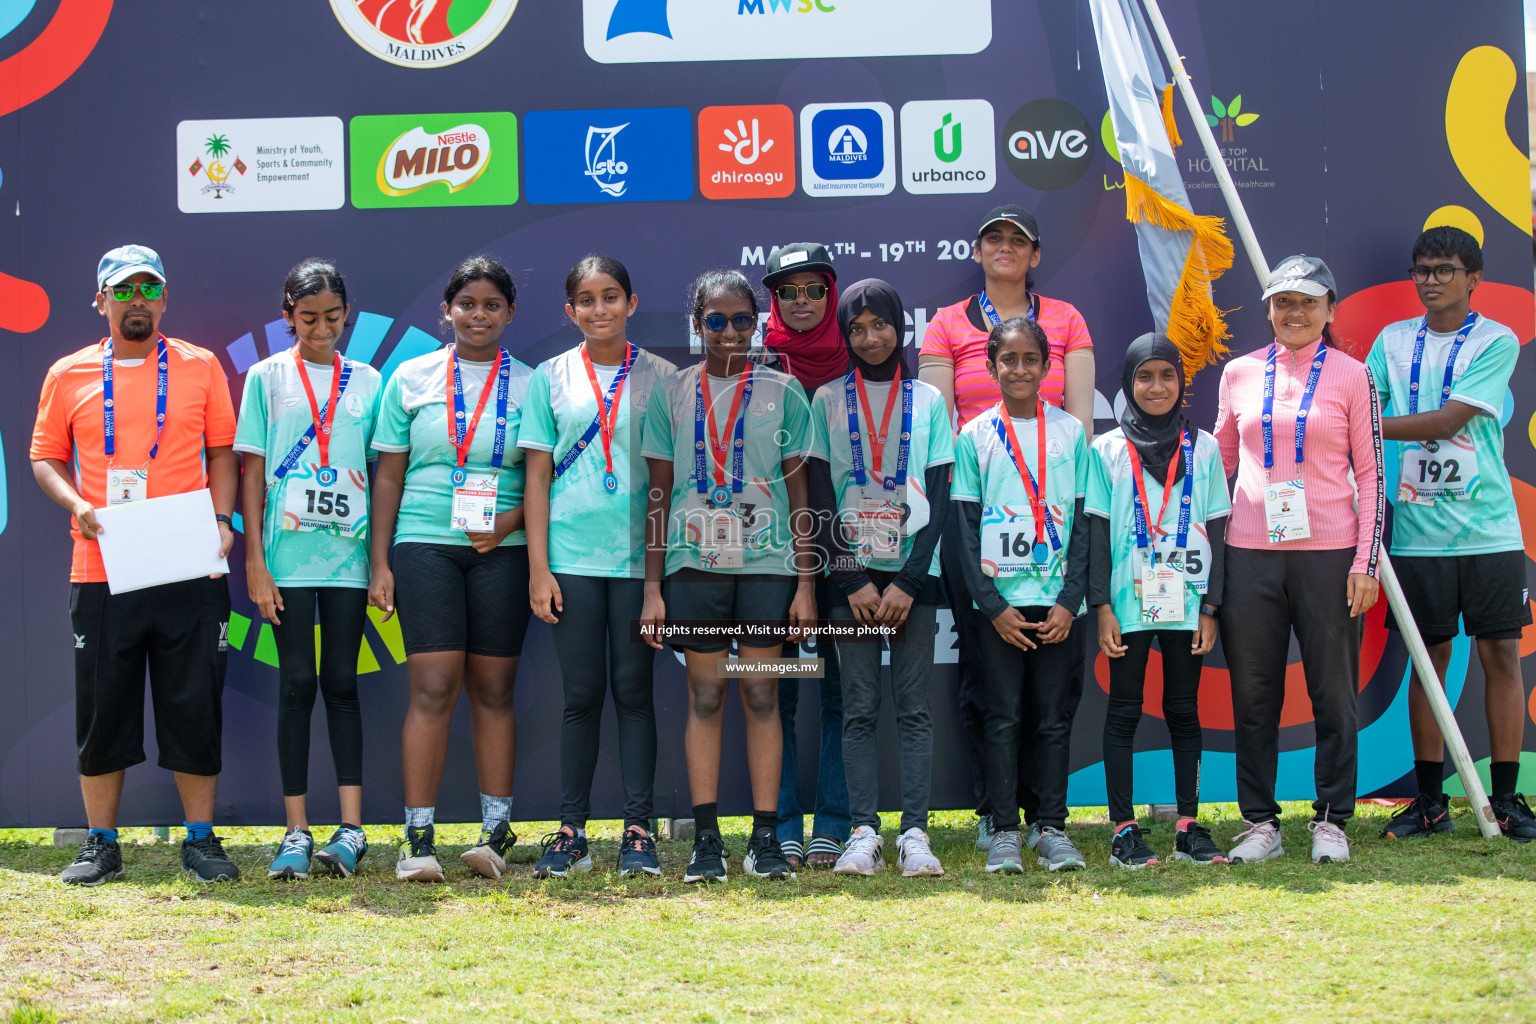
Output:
[832, 826, 884, 875]
[895, 827, 944, 877]
[1227, 819, 1284, 863]
[1308, 820, 1350, 863]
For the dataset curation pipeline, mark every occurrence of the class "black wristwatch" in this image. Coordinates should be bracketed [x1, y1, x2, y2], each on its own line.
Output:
[215, 514, 234, 527]
[1200, 603, 1218, 617]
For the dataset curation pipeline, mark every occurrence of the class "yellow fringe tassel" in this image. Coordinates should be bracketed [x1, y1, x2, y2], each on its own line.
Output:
[1160, 84, 1182, 149]
[1122, 171, 1233, 382]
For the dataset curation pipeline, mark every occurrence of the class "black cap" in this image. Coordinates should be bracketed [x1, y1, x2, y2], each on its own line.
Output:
[763, 242, 837, 287]
[976, 204, 1040, 243]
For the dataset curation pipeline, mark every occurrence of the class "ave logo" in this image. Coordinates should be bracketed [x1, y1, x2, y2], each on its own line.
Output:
[698, 105, 795, 199]
[899, 99, 995, 195]
[350, 113, 519, 209]
[1002, 99, 1095, 191]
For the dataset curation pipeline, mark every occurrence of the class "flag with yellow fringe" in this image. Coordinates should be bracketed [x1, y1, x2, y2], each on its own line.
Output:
[1089, 0, 1232, 381]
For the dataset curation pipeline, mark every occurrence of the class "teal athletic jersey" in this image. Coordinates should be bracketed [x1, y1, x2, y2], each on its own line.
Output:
[1366, 314, 1521, 555]
[642, 363, 812, 576]
[808, 373, 954, 575]
[1084, 428, 1232, 633]
[517, 343, 677, 578]
[234, 351, 382, 588]
[951, 401, 1088, 610]
[371, 348, 533, 548]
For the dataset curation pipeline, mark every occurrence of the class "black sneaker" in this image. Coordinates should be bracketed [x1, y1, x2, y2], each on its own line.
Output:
[618, 826, 661, 877]
[1492, 793, 1536, 842]
[684, 829, 728, 883]
[1109, 823, 1158, 869]
[181, 834, 240, 882]
[743, 826, 795, 879]
[1172, 822, 1228, 864]
[61, 833, 123, 886]
[532, 828, 592, 878]
[461, 820, 518, 879]
[1380, 794, 1454, 839]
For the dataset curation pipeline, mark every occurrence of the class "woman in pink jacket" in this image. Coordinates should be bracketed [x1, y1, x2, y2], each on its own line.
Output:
[1214, 255, 1383, 866]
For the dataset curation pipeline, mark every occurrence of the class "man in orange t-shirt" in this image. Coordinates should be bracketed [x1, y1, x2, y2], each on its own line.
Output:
[30, 244, 241, 885]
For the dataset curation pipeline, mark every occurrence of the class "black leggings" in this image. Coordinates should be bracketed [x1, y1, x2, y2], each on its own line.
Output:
[550, 573, 657, 829]
[1102, 630, 1203, 823]
[271, 586, 368, 797]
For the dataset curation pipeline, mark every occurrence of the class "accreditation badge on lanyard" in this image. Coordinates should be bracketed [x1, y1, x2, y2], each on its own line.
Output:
[984, 406, 1063, 579]
[277, 349, 366, 536]
[692, 365, 753, 569]
[102, 336, 168, 506]
[1400, 312, 1481, 505]
[1126, 433, 1194, 625]
[1261, 343, 1325, 542]
[447, 349, 511, 534]
[845, 369, 912, 560]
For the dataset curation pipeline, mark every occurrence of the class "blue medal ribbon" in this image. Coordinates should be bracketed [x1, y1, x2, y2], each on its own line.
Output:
[450, 348, 511, 470]
[993, 410, 1062, 563]
[1127, 430, 1195, 553]
[1262, 343, 1327, 469]
[978, 288, 1037, 327]
[1408, 311, 1478, 415]
[844, 372, 913, 490]
[554, 346, 635, 486]
[272, 359, 355, 481]
[102, 335, 169, 461]
[694, 366, 753, 505]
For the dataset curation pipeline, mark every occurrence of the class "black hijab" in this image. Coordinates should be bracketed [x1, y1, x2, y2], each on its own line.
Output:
[836, 278, 914, 383]
[1120, 333, 1189, 485]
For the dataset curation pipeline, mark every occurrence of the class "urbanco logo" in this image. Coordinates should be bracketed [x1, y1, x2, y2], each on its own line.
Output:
[699, 105, 796, 199]
[350, 113, 518, 209]
[523, 107, 693, 204]
[800, 102, 894, 197]
[1001, 99, 1095, 191]
[330, 0, 520, 68]
[900, 99, 995, 195]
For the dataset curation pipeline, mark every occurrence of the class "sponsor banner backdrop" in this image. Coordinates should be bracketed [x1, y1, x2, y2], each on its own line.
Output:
[0, 1, 1532, 826]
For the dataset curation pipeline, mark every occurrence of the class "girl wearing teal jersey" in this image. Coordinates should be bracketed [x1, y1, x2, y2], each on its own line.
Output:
[369, 256, 533, 884]
[951, 317, 1090, 874]
[639, 270, 816, 883]
[1085, 334, 1230, 869]
[236, 259, 380, 880]
[519, 256, 676, 880]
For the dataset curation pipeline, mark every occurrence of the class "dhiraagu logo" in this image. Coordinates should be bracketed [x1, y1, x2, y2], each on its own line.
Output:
[900, 99, 995, 195]
[350, 112, 518, 209]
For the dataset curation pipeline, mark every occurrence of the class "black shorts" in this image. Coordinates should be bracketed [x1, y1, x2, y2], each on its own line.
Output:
[662, 569, 798, 653]
[393, 542, 532, 657]
[70, 576, 230, 777]
[1385, 551, 1531, 646]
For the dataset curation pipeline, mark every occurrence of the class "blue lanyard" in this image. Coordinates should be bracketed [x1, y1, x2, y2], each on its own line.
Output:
[1409, 311, 1478, 415]
[273, 359, 355, 480]
[1128, 430, 1195, 551]
[103, 336, 169, 461]
[844, 372, 913, 489]
[451, 349, 511, 470]
[978, 289, 1037, 326]
[1262, 343, 1327, 469]
[992, 410, 1063, 559]
[554, 345, 634, 481]
[694, 367, 754, 505]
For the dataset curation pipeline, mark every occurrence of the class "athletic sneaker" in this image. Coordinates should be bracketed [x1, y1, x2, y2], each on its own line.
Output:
[1036, 826, 1086, 872]
[618, 826, 661, 877]
[684, 829, 728, 883]
[985, 829, 1024, 873]
[896, 827, 944, 877]
[267, 829, 314, 880]
[1380, 794, 1454, 839]
[1227, 819, 1284, 863]
[1309, 820, 1350, 863]
[461, 821, 517, 880]
[832, 826, 884, 875]
[532, 828, 591, 879]
[396, 825, 444, 883]
[182, 834, 240, 882]
[743, 826, 795, 879]
[1491, 794, 1536, 842]
[1172, 823, 1227, 865]
[974, 816, 996, 852]
[1025, 822, 1042, 851]
[314, 826, 367, 877]
[805, 834, 845, 869]
[1109, 823, 1158, 869]
[60, 834, 123, 886]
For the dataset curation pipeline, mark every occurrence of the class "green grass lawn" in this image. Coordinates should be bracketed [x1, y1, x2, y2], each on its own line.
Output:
[2, 803, 1534, 1023]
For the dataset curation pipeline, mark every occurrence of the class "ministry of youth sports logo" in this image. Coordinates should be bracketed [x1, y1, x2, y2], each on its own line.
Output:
[330, 0, 520, 68]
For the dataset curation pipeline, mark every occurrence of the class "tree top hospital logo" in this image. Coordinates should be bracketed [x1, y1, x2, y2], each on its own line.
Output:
[1002, 99, 1095, 191]
[523, 107, 693, 204]
[330, 0, 521, 68]
[800, 103, 894, 197]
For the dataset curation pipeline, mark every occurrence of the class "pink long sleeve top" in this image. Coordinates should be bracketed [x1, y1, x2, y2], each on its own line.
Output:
[1213, 338, 1383, 576]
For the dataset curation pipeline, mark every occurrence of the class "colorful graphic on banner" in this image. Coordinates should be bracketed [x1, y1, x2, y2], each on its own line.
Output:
[800, 102, 895, 197]
[698, 105, 795, 199]
[176, 117, 345, 213]
[329, 0, 521, 67]
[350, 112, 518, 208]
[523, 106, 693, 204]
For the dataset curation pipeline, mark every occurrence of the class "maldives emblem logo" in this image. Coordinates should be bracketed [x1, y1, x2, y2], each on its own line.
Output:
[187, 132, 246, 199]
[330, 0, 521, 69]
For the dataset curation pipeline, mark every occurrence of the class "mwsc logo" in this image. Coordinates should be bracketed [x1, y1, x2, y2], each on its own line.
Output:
[330, 0, 520, 68]
[350, 113, 519, 209]
[1002, 99, 1095, 191]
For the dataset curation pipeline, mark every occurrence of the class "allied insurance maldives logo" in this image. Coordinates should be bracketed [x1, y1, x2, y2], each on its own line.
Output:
[330, 0, 521, 68]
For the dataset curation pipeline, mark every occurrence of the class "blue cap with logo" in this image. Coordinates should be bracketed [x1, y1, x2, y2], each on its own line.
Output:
[97, 244, 167, 291]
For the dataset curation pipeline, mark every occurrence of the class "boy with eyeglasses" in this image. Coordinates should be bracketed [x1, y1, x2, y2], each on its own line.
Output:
[1365, 225, 1534, 841]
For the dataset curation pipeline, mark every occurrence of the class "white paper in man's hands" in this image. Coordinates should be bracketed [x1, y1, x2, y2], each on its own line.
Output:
[94, 489, 229, 594]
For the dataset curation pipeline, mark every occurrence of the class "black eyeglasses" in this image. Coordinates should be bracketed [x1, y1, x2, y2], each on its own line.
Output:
[702, 313, 757, 333]
[774, 283, 828, 302]
[1408, 264, 1472, 285]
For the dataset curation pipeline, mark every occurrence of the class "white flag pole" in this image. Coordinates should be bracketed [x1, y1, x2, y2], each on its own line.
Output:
[1138, 0, 1501, 838]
